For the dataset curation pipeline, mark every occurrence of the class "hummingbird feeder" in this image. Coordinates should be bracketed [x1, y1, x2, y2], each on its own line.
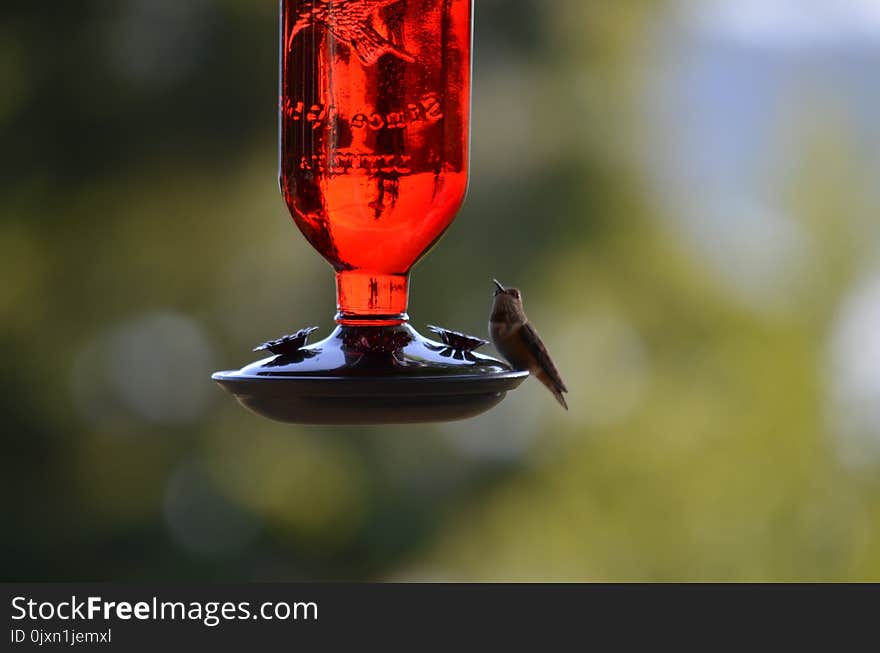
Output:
[213, 0, 527, 424]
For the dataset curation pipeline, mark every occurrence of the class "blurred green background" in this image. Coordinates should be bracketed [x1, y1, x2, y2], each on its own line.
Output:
[3, 0, 880, 581]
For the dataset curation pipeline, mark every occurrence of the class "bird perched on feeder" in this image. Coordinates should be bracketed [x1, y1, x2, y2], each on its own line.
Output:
[288, 0, 416, 66]
[489, 280, 568, 410]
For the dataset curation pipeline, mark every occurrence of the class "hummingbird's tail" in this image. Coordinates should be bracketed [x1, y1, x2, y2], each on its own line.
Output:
[352, 30, 416, 65]
[535, 369, 569, 411]
[553, 389, 569, 410]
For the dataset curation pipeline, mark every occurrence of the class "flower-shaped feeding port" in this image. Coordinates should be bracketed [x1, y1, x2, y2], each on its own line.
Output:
[212, 0, 527, 425]
[427, 325, 490, 361]
[254, 327, 320, 356]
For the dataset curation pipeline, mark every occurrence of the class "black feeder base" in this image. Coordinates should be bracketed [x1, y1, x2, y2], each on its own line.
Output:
[212, 324, 528, 425]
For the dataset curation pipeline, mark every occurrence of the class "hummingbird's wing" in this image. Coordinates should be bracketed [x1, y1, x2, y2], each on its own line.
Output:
[521, 322, 568, 409]
[288, 0, 415, 64]
[288, 2, 330, 50]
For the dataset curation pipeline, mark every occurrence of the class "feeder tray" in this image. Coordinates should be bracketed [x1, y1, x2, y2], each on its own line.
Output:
[213, 325, 528, 425]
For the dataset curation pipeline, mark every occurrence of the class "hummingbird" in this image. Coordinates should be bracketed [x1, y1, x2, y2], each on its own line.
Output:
[288, 0, 416, 66]
[490, 280, 568, 410]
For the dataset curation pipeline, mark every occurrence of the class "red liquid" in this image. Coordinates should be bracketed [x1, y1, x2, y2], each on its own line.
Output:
[280, 0, 472, 324]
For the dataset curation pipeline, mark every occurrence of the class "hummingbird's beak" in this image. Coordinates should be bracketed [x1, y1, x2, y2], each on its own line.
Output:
[493, 279, 506, 296]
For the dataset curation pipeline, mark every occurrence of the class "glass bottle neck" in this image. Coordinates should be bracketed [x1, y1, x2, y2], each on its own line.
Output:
[335, 270, 410, 326]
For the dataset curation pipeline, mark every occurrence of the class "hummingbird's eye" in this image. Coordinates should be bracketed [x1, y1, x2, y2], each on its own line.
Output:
[511, 290, 520, 300]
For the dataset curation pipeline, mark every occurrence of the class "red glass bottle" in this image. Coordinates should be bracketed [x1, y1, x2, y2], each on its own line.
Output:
[280, 0, 472, 325]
